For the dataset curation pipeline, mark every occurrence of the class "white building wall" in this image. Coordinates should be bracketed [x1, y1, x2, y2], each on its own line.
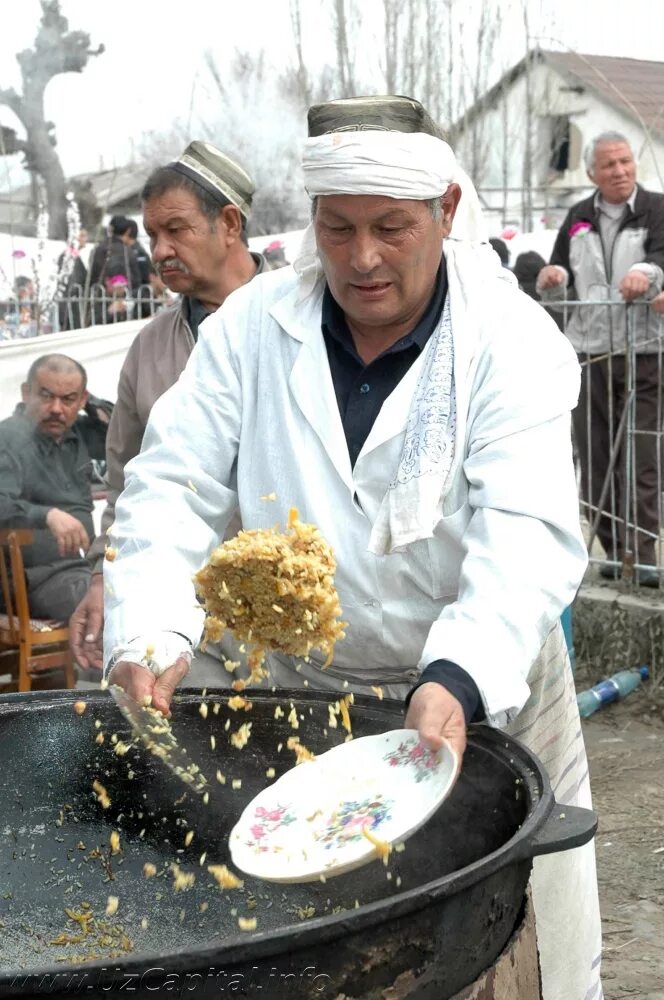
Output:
[454, 61, 664, 235]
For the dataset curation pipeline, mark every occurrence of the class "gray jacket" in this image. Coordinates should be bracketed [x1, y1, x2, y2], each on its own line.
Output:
[88, 255, 264, 570]
[0, 408, 105, 585]
[541, 186, 664, 354]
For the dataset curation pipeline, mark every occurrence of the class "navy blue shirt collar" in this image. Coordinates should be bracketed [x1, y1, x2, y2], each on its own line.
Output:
[321, 257, 447, 363]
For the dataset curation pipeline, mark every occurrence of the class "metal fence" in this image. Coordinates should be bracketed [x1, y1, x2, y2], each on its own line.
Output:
[0, 284, 169, 341]
[549, 296, 664, 587]
[3, 279, 663, 586]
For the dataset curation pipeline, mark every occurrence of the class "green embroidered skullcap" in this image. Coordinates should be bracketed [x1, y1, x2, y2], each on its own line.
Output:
[168, 140, 255, 220]
[307, 95, 443, 139]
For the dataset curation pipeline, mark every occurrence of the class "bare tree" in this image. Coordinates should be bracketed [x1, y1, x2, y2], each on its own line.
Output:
[421, 0, 439, 120]
[331, 0, 358, 97]
[444, 0, 454, 129]
[383, 0, 404, 95]
[500, 87, 510, 227]
[199, 49, 310, 234]
[0, 1, 103, 238]
[401, 0, 418, 98]
[289, 0, 312, 109]
[461, 4, 503, 188]
[521, 8, 535, 231]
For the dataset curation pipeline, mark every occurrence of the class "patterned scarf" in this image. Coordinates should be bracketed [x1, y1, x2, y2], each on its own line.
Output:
[368, 295, 455, 555]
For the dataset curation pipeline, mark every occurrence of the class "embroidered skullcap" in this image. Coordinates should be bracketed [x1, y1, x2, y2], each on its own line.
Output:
[302, 95, 456, 200]
[307, 94, 443, 138]
[168, 140, 255, 220]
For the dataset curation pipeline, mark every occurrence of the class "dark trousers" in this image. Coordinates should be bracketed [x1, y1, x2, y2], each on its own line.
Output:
[28, 562, 91, 622]
[575, 354, 662, 566]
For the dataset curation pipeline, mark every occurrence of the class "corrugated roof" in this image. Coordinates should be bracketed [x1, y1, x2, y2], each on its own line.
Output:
[0, 163, 151, 233]
[72, 164, 152, 209]
[544, 52, 664, 138]
[453, 50, 664, 140]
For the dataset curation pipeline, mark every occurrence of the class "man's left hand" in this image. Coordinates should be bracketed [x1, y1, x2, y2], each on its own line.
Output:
[619, 270, 650, 301]
[404, 682, 467, 763]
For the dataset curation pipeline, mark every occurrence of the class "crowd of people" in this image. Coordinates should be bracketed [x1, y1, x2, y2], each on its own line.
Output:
[0, 275, 43, 339]
[4, 101, 664, 1000]
[0, 211, 292, 342]
[0, 216, 166, 340]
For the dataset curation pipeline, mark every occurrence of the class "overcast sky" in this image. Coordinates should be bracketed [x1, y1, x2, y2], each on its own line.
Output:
[0, 0, 663, 185]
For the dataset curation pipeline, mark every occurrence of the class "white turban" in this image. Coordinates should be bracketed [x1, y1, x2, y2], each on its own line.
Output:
[293, 130, 487, 294]
[302, 130, 457, 200]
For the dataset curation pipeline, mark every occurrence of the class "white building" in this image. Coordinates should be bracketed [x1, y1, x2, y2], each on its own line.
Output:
[453, 50, 664, 236]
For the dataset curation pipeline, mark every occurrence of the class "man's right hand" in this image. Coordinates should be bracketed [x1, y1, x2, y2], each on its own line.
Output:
[70, 573, 104, 669]
[536, 265, 566, 291]
[108, 656, 191, 717]
[46, 508, 90, 557]
[651, 292, 664, 314]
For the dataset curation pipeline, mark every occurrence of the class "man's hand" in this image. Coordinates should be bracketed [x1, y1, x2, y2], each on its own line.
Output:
[46, 508, 90, 557]
[108, 656, 190, 717]
[651, 291, 664, 314]
[619, 269, 650, 301]
[404, 682, 467, 763]
[536, 265, 566, 291]
[69, 574, 104, 669]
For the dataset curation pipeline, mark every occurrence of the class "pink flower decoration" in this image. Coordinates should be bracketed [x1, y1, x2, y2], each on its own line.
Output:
[250, 825, 265, 840]
[255, 806, 284, 822]
[501, 226, 518, 240]
[345, 814, 368, 830]
[569, 221, 592, 238]
[11, 250, 26, 259]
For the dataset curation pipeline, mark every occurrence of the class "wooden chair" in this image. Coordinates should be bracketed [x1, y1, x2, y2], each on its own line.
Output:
[0, 529, 75, 692]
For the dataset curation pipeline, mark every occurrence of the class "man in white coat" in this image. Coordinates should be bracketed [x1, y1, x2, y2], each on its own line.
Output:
[104, 96, 602, 999]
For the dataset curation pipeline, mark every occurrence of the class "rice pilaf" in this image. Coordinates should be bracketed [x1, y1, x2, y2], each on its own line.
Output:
[194, 508, 346, 679]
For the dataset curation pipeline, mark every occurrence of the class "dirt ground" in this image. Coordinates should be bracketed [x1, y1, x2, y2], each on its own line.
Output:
[581, 678, 664, 999]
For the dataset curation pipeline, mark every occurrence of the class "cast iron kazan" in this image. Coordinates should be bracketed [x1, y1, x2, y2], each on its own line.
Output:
[0, 689, 596, 999]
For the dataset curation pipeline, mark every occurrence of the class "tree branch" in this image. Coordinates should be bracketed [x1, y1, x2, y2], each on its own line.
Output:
[0, 86, 23, 120]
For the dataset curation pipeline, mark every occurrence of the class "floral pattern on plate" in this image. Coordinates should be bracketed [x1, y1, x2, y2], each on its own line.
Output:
[245, 804, 297, 853]
[384, 740, 441, 782]
[230, 728, 459, 882]
[314, 794, 393, 851]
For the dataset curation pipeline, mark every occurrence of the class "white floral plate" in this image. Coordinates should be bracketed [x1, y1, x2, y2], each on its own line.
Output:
[228, 729, 459, 883]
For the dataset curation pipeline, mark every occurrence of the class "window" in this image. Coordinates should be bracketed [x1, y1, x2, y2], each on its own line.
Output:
[549, 115, 571, 172]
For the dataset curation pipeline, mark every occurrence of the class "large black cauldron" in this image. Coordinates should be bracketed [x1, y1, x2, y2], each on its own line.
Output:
[0, 689, 595, 999]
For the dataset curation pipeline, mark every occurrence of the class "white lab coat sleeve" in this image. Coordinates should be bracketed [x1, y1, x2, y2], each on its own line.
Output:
[103, 312, 241, 665]
[418, 325, 588, 728]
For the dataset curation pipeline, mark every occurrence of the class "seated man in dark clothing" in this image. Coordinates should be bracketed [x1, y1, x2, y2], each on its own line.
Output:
[0, 354, 109, 621]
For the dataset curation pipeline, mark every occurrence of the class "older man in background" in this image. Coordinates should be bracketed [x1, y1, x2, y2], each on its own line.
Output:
[103, 95, 601, 1000]
[70, 141, 264, 672]
[538, 131, 664, 584]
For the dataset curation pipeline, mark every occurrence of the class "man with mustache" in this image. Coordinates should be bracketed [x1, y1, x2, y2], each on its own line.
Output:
[0, 354, 108, 620]
[70, 142, 264, 669]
